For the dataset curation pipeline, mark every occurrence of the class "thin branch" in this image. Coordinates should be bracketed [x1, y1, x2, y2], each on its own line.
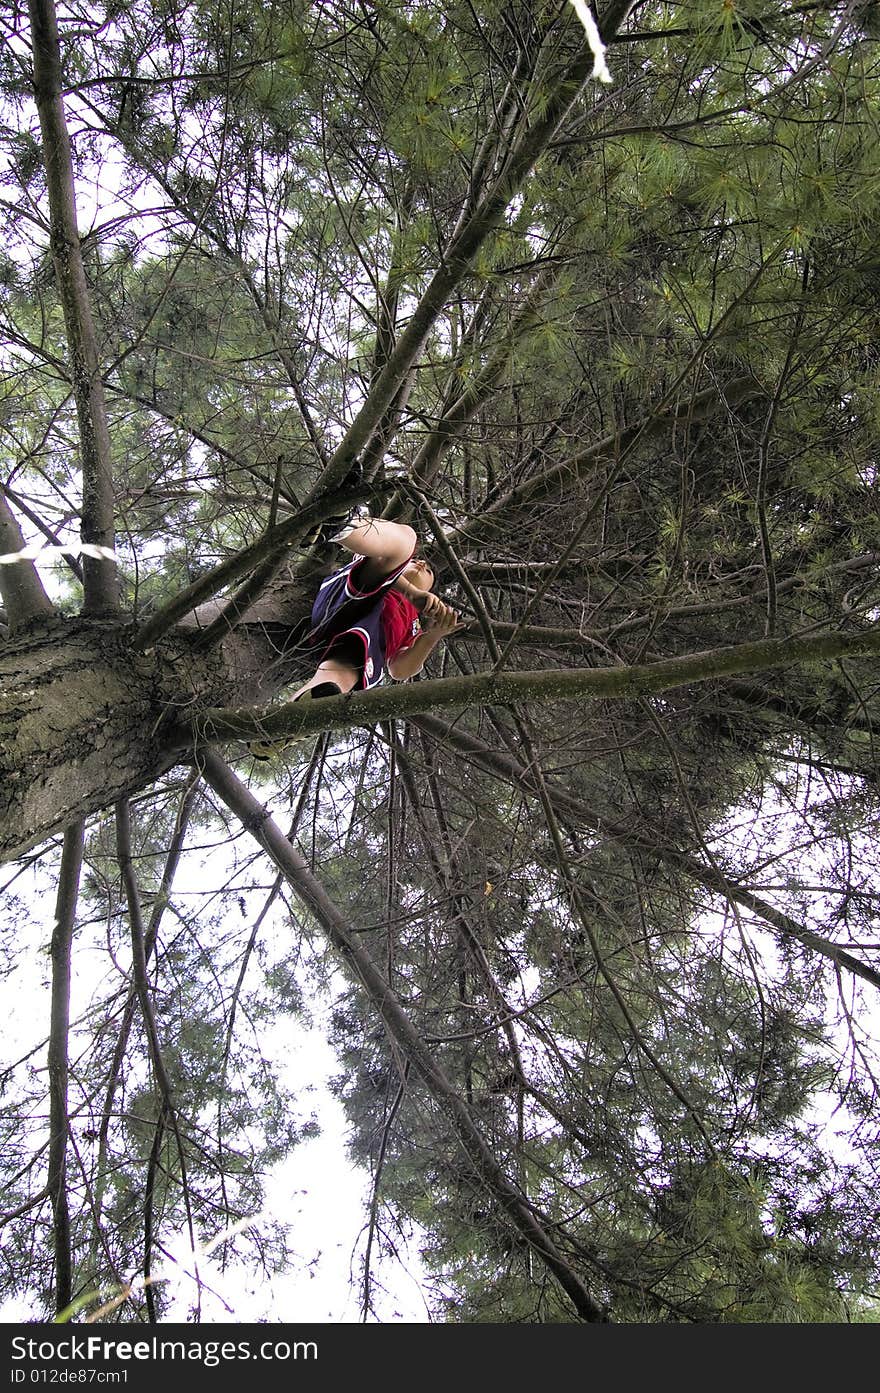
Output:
[114, 798, 198, 1312]
[412, 715, 880, 993]
[360, 1066, 409, 1324]
[389, 260, 563, 509]
[90, 775, 200, 1270]
[0, 480, 83, 584]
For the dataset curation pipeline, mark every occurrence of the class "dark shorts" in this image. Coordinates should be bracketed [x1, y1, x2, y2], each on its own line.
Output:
[306, 552, 413, 689]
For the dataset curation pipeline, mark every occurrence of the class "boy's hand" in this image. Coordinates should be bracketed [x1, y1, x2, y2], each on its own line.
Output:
[417, 591, 446, 620]
[419, 595, 464, 634]
[395, 578, 464, 633]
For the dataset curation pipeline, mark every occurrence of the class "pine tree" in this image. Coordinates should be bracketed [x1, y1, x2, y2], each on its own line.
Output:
[1, 0, 880, 1321]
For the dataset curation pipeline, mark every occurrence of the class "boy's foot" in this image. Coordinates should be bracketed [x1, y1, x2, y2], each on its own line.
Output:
[301, 506, 372, 548]
[308, 681, 343, 699]
[249, 682, 342, 760]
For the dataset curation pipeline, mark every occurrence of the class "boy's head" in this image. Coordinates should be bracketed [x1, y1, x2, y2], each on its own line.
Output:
[403, 556, 435, 592]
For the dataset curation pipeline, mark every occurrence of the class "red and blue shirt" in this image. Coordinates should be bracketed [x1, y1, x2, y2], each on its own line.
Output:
[306, 553, 422, 688]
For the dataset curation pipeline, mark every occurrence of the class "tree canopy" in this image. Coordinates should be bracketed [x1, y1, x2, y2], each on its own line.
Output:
[2, 0, 880, 1323]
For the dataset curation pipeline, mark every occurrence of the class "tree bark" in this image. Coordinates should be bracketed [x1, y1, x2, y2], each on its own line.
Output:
[0, 617, 250, 862]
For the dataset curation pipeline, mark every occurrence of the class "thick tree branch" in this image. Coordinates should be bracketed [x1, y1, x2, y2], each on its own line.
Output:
[47, 820, 83, 1316]
[185, 621, 880, 747]
[28, 0, 118, 613]
[0, 483, 56, 629]
[132, 481, 392, 651]
[299, 3, 636, 503]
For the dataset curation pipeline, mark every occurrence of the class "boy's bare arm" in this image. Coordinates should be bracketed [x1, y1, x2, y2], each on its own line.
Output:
[391, 572, 427, 606]
[387, 605, 464, 680]
[392, 573, 456, 622]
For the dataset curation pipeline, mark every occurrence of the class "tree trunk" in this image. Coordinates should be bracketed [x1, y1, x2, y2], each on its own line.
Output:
[0, 615, 294, 863]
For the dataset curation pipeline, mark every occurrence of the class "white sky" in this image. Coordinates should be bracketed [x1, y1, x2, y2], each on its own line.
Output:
[158, 1016, 432, 1324]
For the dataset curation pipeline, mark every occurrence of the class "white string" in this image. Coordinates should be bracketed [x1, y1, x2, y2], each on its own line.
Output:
[0, 540, 117, 565]
[568, 0, 614, 84]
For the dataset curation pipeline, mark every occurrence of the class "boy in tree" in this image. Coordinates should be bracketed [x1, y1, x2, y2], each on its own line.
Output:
[293, 510, 462, 700]
[251, 511, 461, 757]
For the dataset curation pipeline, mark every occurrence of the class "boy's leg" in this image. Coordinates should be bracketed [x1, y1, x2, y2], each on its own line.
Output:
[336, 517, 416, 589]
[291, 654, 360, 701]
[291, 633, 367, 700]
[250, 653, 357, 760]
